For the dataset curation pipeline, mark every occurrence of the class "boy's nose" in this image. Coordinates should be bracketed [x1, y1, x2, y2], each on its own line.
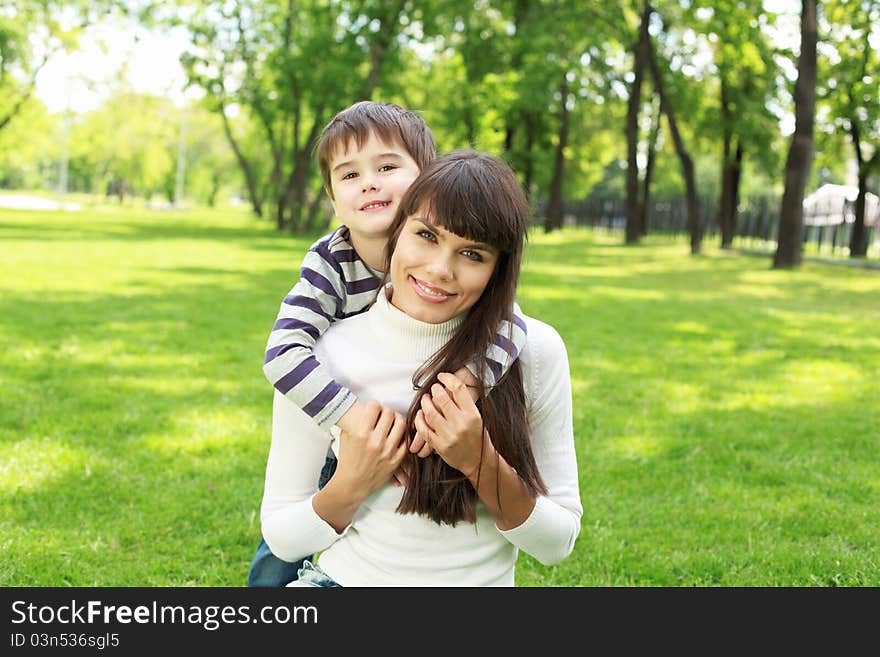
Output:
[361, 174, 379, 192]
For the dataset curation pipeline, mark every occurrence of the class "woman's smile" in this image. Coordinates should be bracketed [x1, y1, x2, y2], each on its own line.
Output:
[409, 275, 456, 302]
[389, 216, 498, 324]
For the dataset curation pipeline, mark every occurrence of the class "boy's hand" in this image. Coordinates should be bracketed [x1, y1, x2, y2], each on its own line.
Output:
[409, 431, 434, 458]
[452, 366, 480, 402]
[390, 462, 411, 487]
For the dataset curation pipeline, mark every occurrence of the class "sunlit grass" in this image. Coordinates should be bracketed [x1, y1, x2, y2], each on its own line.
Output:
[1, 213, 878, 586]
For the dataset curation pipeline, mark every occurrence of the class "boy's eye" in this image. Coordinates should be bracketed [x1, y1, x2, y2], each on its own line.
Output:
[341, 171, 358, 180]
[379, 164, 398, 172]
[461, 250, 484, 262]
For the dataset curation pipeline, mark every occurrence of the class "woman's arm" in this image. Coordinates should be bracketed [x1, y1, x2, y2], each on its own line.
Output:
[416, 319, 582, 565]
[312, 402, 408, 532]
[260, 393, 409, 560]
[416, 373, 537, 530]
[497, 319, 582, 564]
[260, 391, 344, 562]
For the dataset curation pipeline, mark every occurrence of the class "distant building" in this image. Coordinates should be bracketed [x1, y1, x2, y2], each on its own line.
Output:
[803, 184, 880, 227]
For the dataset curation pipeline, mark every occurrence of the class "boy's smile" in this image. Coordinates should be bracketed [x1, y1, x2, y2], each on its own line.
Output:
[328, 132, 421, 244]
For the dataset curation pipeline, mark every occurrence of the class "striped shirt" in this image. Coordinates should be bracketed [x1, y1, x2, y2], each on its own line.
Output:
[263, 225, 527, 429]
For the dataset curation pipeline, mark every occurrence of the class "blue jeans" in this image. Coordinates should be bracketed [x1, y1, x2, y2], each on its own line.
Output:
[247, 452, 337, 587]
[287, 560, 342, 587]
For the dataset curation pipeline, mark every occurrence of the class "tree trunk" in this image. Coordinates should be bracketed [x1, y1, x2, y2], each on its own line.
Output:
[544, 76, 570, 233]
[0, 54, 47, 134]
[626, 1, 650, 245]
[847, 120, 871, 257]
[719, 139, 743, 250]
[306, 186, 329, 233]
[523, 113, 536, 199]
[850, 171, 869, 257]
[640, 99, 661, 237]
[281, 118, 323, 232]
[774, 0, 817, 269]
[730, 142, 743, 243]
[219, 100, 263, 218]
[361, 0, 406, 99]
[718, 76, 734, 249]
[503, 0, 531, 188]
[643, 1, 701, 254]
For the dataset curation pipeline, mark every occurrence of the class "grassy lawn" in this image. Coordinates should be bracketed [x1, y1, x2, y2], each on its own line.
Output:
[1, 206, 877, 586]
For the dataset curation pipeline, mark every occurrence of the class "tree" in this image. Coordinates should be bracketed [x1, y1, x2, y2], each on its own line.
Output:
[67, 92, 179, 199]
[178, 106, 240, 206]
[0, 2, 114, 136]
[173, 0, 411, 231]
[0, 97, 57, 188]
[821, 0, 880, 257]
[625, 0, 650, 244]
[775, 0, 818, 269]
[643, 1, 702, 254]
[695, 0, 783, 250]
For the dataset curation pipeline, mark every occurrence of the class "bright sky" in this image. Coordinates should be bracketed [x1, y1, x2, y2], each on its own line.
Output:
[35, 19, 196, 113]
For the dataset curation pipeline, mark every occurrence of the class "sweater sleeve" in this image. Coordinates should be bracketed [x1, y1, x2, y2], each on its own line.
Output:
[262, 232, 379, 429]
[497, 319, 583, 565]
[260, 390, 347, 562]
[467, 300, 528, 390]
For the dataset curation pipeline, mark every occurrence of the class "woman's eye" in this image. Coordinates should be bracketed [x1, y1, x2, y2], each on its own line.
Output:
[462, 250, 483, 262]
[417, 230, 436, 242]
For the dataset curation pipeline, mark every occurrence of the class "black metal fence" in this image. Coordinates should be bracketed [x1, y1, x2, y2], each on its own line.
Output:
[535, 196, 880, 259]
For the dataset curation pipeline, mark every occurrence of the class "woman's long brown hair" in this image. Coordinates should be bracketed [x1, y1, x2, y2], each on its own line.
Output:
[383, 150, 547, 525]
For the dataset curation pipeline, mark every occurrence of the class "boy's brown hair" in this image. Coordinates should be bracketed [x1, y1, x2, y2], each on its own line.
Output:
[315, 101, 437, 199]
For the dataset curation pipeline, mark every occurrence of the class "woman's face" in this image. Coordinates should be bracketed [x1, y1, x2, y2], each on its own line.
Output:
[389, 214, 499, 324]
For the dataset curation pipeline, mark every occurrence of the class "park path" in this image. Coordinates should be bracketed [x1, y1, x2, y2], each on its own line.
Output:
[0, 194, 81, 211]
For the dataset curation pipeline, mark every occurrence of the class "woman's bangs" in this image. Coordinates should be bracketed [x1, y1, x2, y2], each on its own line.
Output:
[406, 167, 519, 253]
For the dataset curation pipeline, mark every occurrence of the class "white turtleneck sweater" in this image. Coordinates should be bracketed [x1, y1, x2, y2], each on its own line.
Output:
[260, 289, 582, 586]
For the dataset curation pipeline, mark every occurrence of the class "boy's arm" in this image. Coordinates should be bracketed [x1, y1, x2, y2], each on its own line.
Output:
[466, 300, 528, 389]
[263, 241, 379, 431]
[410, 304, 526, 460]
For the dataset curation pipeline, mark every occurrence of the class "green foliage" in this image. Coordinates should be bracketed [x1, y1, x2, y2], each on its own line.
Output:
[818, 0, 880, 176]
[183, 108, 240, 206]
[1, 208, 877, 585]
[0, 98, 58, 188]
[49, 91, 238, 204]
[65, 93, 168, 197]
[2, 0, 877, 224]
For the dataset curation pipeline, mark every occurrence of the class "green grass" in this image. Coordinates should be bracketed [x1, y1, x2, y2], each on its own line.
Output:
[1, 207, 877, 586]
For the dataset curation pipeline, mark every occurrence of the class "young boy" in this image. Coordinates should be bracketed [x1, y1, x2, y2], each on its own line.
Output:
[249, 101, 528, 586]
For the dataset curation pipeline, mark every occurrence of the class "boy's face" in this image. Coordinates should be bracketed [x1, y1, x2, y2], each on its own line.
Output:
[327, 132, 421, 240]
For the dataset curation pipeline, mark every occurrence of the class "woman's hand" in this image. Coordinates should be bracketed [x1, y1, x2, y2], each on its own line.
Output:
[335, 400, 408, 500]
[415, 371, 487, 477]
[410, 366, 479, 458]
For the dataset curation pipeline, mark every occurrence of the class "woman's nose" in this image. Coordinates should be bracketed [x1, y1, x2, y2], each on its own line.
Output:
[426, 255, 454, 280]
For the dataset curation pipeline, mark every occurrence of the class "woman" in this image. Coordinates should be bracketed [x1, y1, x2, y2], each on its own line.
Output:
[259, 150, 582, 586]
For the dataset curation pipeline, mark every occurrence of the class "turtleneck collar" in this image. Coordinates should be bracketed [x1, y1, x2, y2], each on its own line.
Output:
[367, 284, 466, 360]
